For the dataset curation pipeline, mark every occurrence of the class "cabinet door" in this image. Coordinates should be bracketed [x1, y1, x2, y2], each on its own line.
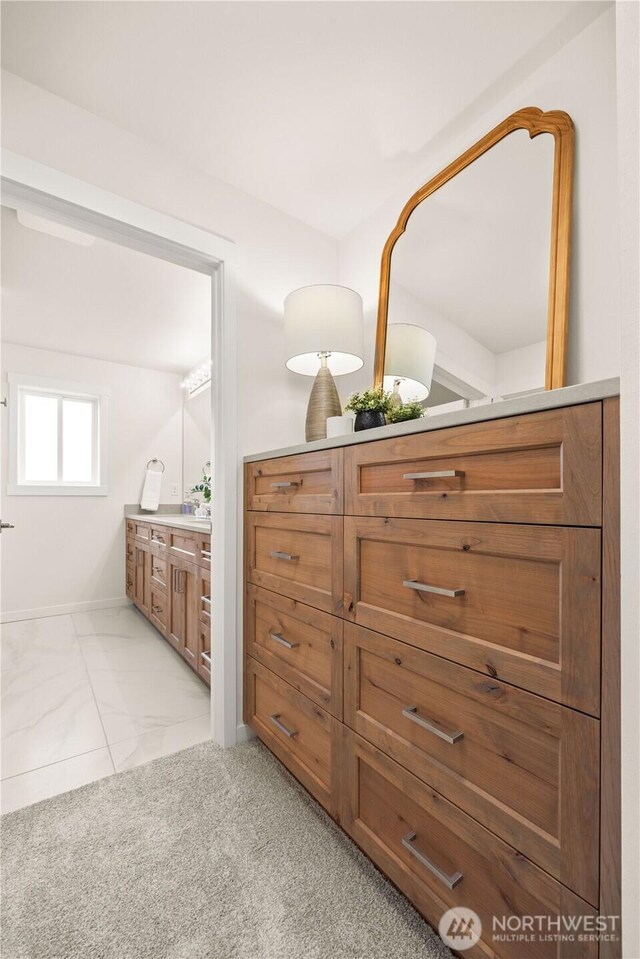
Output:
[168, 557, 199, 665]
[134, 544, 149, 616]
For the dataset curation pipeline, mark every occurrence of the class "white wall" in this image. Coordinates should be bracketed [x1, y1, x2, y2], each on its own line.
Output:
[1, 343, 184, 618]
[338, 8, 619, 391]
[0, 70, 341, 456]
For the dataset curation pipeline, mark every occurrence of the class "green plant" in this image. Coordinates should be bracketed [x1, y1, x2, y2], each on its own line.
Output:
[387, 400, 426, 424]
[344, 387, 393, 415]
[190, 471, 211, 503]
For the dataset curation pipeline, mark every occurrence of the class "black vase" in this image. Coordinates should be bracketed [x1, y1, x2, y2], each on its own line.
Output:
[354, 410, 386, 432]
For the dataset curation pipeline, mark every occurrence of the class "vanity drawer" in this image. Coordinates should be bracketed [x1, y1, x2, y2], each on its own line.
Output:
[125, 562, 134, 600]
[246, 512, 344, 616]
[246, 657, 339, 817]
[245, 449, 343, 514]
[126, 537, 135, 565]
[134, 521, 151, 542]
[344, 623, 599, 905]
[168, 531, 198, 564]
[344, 516, 601, 715]
[199, 623, 211, 686]
[126, 519, 135, 537]
[342, 730, 598, 959]
[198, 567, 211, 626]
[150, 556, 168, 593]
[345, 403, 602, 526]
[149, 587, 168, 634]
[246, 585, 343, 717]
[150, 526, 169, 553]
[197, 534, 211, 570]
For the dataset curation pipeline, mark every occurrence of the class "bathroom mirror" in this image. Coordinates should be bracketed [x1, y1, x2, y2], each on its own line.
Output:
[373, 108, 574, 407]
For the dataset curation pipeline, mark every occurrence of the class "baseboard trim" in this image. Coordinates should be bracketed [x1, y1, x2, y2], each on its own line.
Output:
[1, 596, 132, 624]
[236, 723, 255, 745]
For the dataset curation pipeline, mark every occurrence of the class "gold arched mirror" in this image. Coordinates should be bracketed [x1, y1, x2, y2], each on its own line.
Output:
[373, 108, 574, 408]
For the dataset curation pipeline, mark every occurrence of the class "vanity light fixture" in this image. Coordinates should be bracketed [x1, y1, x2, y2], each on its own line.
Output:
[383, 323, 436, 406]
[182, 359, 212, 397]
[284, 284, 364, 442]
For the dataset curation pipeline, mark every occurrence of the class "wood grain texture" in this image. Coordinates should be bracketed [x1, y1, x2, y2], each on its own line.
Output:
[344, 403, 602, 526]
[342, 730, 597, 959]
[344, 515, 601, 714]
[344, 622, 600, 905]
[600, 397, 621, 957]
[246, 511, 344, 616]
[245, 449, 344, 514]
[373, 107, 574, 393]
[246, 584, 343, 718]
[246, 656, 340, 818]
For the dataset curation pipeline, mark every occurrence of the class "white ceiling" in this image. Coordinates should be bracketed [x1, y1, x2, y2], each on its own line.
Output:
[0, 0, 609, 237]
[0, 207, 211, 373]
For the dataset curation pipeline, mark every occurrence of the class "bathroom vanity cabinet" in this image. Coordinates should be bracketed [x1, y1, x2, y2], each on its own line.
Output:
[125, 517, 211, 685]
[243, 384, 621, 959]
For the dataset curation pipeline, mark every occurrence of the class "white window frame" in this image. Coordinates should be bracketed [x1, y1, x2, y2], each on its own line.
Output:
[7, 373, 109, 496]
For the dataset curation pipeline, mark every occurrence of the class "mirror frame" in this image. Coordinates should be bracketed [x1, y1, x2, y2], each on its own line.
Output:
[373, 107, 574, 393]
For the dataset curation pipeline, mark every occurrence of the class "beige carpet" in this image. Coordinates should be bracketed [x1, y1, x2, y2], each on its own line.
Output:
[1, 739, 452, 959]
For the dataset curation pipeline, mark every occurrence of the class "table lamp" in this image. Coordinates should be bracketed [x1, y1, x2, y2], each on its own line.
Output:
[383, 323, 437, 407]
[285, 285, 364, 441]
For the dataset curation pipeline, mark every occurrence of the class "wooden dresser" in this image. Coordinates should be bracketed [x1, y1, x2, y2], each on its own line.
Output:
[244, 395, 620, 958]
[126, 517, 212, 685]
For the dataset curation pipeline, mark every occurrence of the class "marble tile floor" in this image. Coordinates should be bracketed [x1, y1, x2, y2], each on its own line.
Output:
[1, 606, 211, 814]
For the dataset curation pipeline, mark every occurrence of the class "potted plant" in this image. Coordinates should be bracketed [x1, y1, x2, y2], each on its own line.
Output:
[344, 388, 393, 431]
[387, 400, 427, 424]
[189, 471, 211, 516]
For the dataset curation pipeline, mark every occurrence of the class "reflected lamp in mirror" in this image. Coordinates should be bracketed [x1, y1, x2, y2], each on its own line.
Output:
[285, 285, 363, 442]
[383, 323, 436, 406]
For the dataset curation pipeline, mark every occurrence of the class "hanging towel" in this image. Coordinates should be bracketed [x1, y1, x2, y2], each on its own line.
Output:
[140, 468, 162, 511]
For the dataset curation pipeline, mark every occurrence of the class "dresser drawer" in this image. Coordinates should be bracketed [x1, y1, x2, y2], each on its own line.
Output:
[246, 512, 344, 616]
[168, 530, 198, 563]
[196, 533, 211, 570]
[342, 730, 598, 959]
[150, 556, 168, 593]
[345, 404, 602, 526]
[344, 517, 600, 715]
[246, 585, 343, 717]
[245, 449, 343, 514]
[246, 658, 339, 816]
[344, 623, 599, 905]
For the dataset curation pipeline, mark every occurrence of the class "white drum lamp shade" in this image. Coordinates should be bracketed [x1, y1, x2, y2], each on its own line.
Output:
[285, 285, 364, 376]
[383, 323, 437, 402]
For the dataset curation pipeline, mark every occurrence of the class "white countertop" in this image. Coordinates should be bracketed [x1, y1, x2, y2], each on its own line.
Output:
[244, 378, 620, 463]
[126, 513, 211, 534]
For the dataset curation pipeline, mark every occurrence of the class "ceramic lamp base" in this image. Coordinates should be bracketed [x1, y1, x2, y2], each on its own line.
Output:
[305, 365, 341, 441]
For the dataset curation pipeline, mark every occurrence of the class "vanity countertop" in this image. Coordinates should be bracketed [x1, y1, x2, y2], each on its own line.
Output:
[244, 377, 620, 463]
[125, 513, 211, 534]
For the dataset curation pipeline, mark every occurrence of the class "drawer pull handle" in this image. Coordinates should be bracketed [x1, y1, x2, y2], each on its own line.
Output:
[201, 595, 212, 605]
[403, 579, 465, 598]
[171, 546, 196, 556]
[270, 551, 299, 562]
[201, 651, 211, 666]
[201, 550, 212, 559]
[151, 605, 162, 615]
[402, 832, 463, 889]
[173, 569, 186, 593]
[402, 706, 464, 744]
[153, 567, 163, 576]
[270, 481, 299, 488]
[152, 536, 165, 545]
[403, 470, 465, 480]
[269, 713, 298, 738]
[270, 632, 299, 650]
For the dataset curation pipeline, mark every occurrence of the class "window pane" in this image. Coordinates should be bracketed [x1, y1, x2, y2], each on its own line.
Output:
[62, 399, 94, 482]
[23, 394, 58, 481]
